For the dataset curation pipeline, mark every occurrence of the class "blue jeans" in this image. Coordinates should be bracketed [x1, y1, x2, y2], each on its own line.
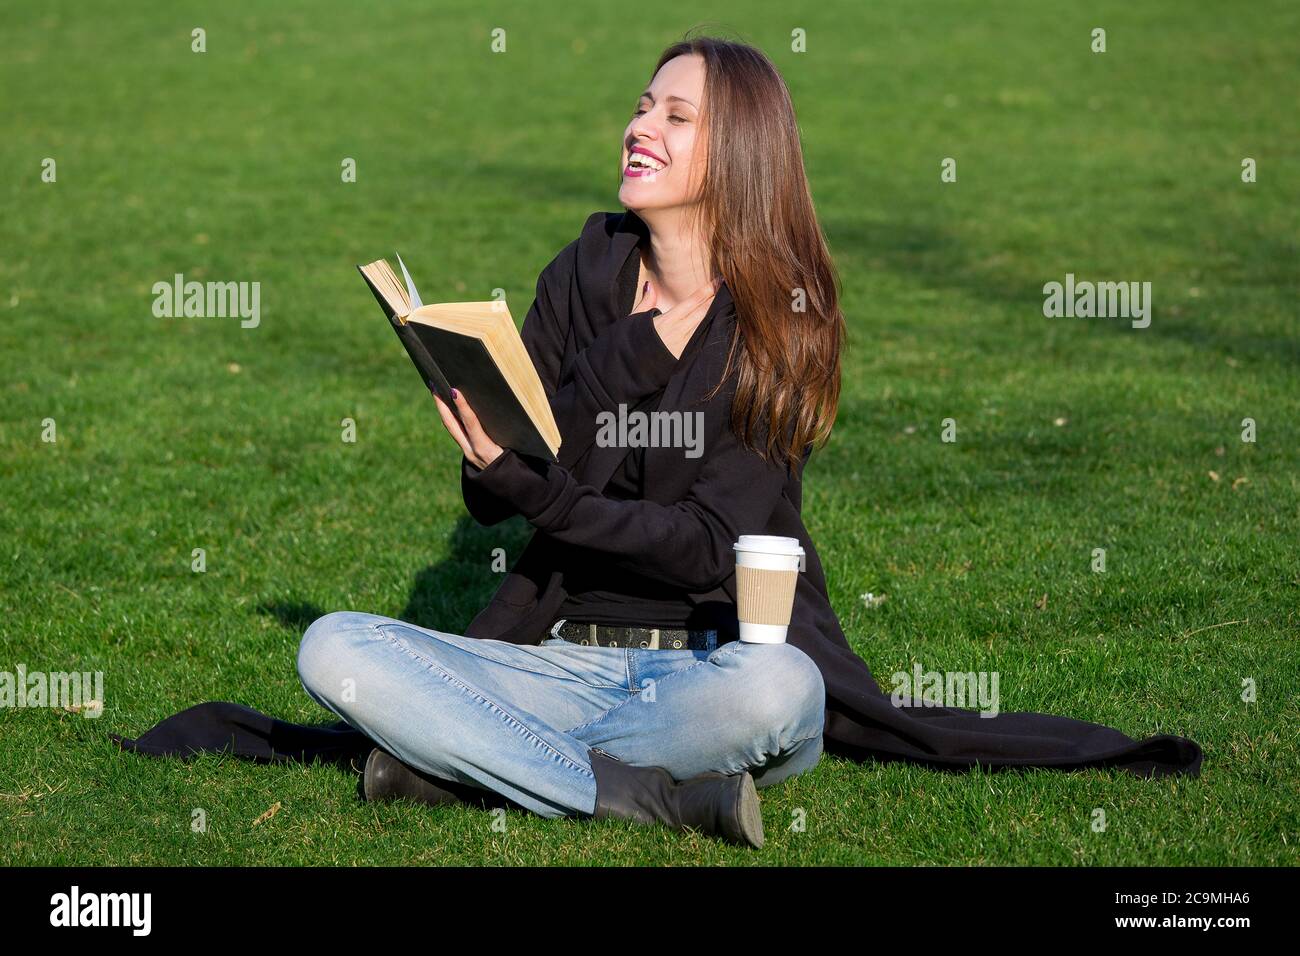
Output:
[296, 611, 826, 819]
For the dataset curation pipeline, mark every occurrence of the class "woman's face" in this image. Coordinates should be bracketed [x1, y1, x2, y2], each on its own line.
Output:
[618, 53, 707, 215]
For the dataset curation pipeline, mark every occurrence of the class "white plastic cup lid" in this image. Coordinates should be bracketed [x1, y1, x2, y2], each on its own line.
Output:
[733, 534, 805, 557]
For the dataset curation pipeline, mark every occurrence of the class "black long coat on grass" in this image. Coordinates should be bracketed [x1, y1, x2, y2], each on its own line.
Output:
[113, 209, 1204, 780]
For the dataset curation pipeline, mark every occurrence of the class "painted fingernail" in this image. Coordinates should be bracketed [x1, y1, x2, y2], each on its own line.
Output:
[451, 387, 459, 399]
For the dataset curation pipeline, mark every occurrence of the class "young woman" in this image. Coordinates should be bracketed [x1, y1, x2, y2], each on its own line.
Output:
[115, 34, 1202, 850]
[294, 38, 841, 849]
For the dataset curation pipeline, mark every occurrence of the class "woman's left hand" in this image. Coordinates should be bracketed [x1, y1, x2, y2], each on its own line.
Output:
[433, 387, 504, 470]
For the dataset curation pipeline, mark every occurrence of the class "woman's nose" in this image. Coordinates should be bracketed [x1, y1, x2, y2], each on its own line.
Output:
[630, 116, 662, 141]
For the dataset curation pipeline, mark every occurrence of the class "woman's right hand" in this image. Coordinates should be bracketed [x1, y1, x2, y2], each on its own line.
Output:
[644, 276, 723, 359]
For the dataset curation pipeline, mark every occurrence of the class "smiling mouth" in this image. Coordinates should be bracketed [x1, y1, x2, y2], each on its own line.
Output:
[625, 151, 666, 178]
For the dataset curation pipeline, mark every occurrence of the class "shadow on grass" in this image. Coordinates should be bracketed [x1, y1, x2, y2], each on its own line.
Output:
[258, 514, 534, 636]
[257, 599, 326, 633]
[398, 515, 535, 631]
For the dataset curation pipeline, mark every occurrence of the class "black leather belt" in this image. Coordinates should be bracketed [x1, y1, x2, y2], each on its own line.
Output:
[549, 619, 716, 651]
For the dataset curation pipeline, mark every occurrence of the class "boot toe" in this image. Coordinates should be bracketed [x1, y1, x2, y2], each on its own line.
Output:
[731, 772, 765, 849]
[362, 747, 465, 807]
[362, 748, 396, 801]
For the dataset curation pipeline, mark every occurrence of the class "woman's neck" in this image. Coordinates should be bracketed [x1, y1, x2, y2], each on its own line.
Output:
[638, 211, 711, 312]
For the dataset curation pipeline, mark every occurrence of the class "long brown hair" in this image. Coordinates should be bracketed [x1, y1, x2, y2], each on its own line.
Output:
[646, 33, 845, 472]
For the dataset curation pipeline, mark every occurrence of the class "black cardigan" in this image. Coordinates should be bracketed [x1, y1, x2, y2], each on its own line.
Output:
[112, 210, 1204, 780]
[550, 292, 718, 628]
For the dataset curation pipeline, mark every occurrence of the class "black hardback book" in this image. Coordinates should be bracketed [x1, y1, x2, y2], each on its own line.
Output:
[358, 256, 560, 463]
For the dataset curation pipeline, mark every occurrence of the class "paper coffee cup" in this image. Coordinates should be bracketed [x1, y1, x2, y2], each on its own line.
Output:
[733, 534, 806, 643]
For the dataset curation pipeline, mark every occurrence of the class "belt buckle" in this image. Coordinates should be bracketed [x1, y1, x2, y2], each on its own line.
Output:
[626, 627, 660, 650]
[567, 622, 599, 646]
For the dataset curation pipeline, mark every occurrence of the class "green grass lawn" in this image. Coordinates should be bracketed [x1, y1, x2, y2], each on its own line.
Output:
[2, 0, 1296, 865]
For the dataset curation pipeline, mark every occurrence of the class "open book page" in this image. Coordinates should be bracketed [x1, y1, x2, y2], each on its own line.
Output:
[396, 253, 423, 310]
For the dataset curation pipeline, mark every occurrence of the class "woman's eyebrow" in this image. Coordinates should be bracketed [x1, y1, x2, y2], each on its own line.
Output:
[638, 91, 698, 108]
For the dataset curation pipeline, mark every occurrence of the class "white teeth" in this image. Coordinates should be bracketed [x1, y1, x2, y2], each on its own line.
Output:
[630, 152, 665, 171]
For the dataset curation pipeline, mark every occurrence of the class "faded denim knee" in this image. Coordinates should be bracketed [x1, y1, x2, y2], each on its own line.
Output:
[724, 641, 826, 746]
[296, 610, 382, 707]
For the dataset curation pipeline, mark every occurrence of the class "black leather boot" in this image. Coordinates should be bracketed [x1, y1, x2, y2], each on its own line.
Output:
[361, 747, 476, 807]
[588, 746, 764, 848]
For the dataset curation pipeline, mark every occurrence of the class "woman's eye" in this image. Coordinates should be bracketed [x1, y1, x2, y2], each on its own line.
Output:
[630, 107, 687, 123]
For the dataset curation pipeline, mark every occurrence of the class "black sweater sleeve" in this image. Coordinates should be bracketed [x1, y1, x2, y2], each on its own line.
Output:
[461, 416, 792, 593]
[461, 252, 677, 526]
